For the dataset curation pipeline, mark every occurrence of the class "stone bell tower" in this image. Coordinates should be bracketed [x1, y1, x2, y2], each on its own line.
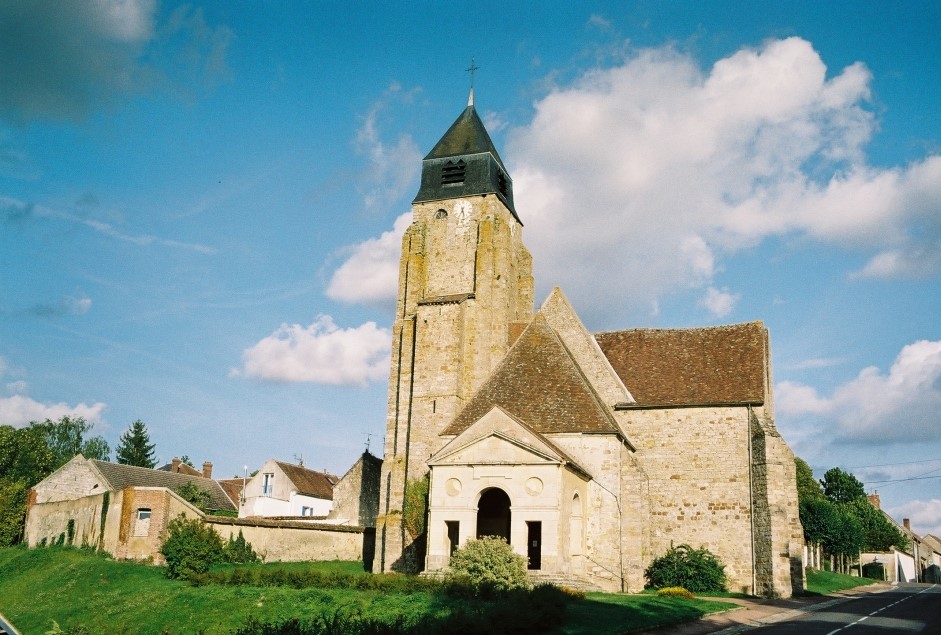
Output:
[374, 92, 534, 572]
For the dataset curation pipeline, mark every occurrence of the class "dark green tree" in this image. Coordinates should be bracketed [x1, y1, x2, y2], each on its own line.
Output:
[32, 416, 110, 465]
[115, 420, 156, 468]
[800, 496, 839, 547]
[848, 498, 909, 552]
[820, 467, 865, 504]
[795, 457, 824, 502]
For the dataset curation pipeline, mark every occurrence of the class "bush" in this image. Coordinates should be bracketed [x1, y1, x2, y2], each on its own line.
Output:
[223, 529, 258, 564]
[446, 536, 529, 593]
[159, 514, 224, 580]
[644, 544, 726, 593]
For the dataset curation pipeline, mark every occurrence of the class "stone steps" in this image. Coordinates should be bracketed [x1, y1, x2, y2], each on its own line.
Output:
[527, 571, 606, 592]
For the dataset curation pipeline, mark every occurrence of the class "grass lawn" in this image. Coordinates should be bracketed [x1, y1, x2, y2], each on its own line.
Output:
[0, 547, 737, 635]
[562, 592, 735, 635]
[805, 569, 881, 595]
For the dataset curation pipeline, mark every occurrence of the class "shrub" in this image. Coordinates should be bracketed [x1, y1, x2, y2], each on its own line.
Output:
[402, 475, 429, 539]
[644, 544, 727, 593]
[656, 586, 695, 599]
[223, 529, 258, 564]
[159, 514, 224, 579]
[446, 536, 529, 593]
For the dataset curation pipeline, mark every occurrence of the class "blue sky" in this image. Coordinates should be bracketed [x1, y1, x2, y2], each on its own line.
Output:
[1, 1, 939, 534]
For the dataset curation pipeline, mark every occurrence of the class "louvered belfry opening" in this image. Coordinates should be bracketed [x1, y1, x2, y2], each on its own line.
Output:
[441, 159, 466, 185]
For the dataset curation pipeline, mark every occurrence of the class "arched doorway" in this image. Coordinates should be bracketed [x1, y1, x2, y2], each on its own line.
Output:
[477, 488, 511, 542]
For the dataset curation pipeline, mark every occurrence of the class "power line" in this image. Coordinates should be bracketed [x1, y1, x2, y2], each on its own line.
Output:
[863, 474, 941, 484]
[849, 458, 941, 470]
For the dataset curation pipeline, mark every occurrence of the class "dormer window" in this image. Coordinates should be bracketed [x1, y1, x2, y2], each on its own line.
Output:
[441, 160, 466, 185]
[434, 209, 448, 219]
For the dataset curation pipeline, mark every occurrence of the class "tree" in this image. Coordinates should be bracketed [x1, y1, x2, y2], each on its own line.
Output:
[32, 416, 110, 465]
[115, 420, 156, 468]
[820, 467, 865, 504]
[848, 498, 909, 552]
[795, 457, 824, 501]
[175, 482, 211, 511]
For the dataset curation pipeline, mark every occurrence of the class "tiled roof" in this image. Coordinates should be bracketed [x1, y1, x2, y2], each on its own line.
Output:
[217, 478, 244, 506]
[91, 460, 237, 512]
[595, 322, 768, 406]
[443, 314, 619, 436]
[275, 462, 337, 500]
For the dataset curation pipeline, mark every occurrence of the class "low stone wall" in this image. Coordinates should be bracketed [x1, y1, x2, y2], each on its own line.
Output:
[206, 516, 367, 563]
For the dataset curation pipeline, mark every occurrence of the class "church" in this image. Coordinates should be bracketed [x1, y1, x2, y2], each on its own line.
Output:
[372, 92, 804, 597]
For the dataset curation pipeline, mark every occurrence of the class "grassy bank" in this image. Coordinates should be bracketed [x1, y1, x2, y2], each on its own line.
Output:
[805, 569, 881, 595]
[0, 547, 735, 635]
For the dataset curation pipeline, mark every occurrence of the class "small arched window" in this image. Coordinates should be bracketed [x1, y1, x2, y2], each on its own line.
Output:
[434, 209, 448, 219]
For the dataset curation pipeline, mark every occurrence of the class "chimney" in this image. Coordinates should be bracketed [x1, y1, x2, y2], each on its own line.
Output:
[903, 518, 911, 531]
[171, 457, 181, 473]
[202, 461, 213, 479]
[868, 492, 880, 509]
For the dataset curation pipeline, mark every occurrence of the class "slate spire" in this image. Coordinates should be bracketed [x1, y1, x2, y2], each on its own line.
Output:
[413, 96, 519, 222]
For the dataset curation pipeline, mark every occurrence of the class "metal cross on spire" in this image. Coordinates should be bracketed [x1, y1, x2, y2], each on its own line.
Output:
[466, 57, 479, 106]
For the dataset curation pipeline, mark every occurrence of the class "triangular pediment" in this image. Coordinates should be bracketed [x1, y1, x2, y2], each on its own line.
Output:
[430, 407, 590, 479]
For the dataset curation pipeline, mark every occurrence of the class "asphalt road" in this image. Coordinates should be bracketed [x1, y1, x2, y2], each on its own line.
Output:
[750, 583, 941, 634]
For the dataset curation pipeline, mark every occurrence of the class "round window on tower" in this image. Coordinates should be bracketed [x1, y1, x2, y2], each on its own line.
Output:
[434, 209, 448, 219]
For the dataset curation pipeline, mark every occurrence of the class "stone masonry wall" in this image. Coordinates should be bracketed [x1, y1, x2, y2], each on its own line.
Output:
[375, 194, 533, 573]
[620, 407, 756, 594]
[207, 517, 364, 563]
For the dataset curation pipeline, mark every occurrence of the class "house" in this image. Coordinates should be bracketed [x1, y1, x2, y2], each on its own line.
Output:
[372, 92, 804, 597]
[24, 455, 236, 563]
[861, 493, 941, 583]
[327, 451, 381, 527]
[240, 459, 338, 518]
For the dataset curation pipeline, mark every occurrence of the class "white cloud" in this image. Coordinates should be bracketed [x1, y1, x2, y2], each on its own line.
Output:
[501, 37, 941, 322]
[327, 212, 410, 305]
[888, 499, 941, 538]
[6, 381, 28, 395]
[354, 86, 423, 212]
[699, 286, 739, 318]
[233, 315, 391, 386]
[776, 339, 941, 443]
[0, 395, 107, 428]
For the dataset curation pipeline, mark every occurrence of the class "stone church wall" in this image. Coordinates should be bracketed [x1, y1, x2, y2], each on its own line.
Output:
[620, 406, 757, 593]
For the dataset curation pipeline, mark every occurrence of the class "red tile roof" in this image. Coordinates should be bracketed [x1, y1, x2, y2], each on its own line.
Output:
[595, 322, 768, 406]
[275, 462, 337, 500]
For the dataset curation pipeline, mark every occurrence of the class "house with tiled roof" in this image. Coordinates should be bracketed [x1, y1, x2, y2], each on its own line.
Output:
[373, 93, 803, 598]
[240, 459, 338, 519]
[24, 455, 236, 563]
